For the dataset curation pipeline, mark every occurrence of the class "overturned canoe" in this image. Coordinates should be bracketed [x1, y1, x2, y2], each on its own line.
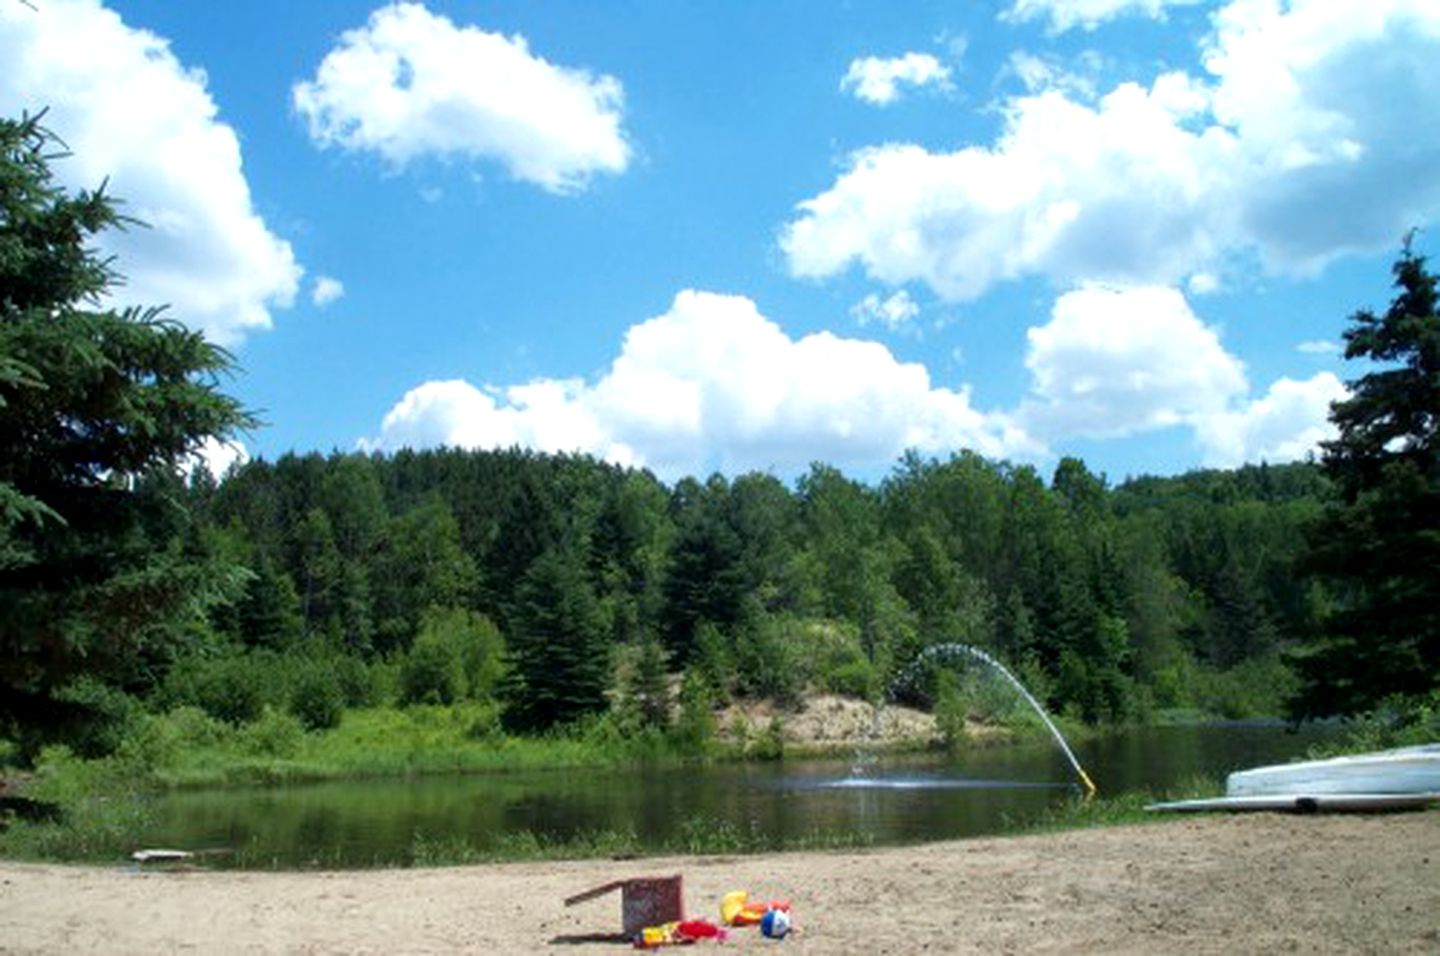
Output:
[1226, 744, 1440, 797]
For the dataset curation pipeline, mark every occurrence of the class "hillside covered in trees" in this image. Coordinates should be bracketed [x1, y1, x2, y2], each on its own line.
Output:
[48, 447, 1324, 747]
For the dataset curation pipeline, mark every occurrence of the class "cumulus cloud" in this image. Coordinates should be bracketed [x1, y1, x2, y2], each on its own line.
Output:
[1194, 372, 1346, 467]
[841, 52, 953, 106]
[365, 291, 1038, 478]
[1002, 0, 1204, 33]
[0, 0, 301, 345]
[783, 0, 1440, 301]
[1019, 284, 1344, 465]
[293, 2, 630, 193]
[1297, 339, 1340, 355]
[311, 275, 345, 307]
[851, 290, 921, 331]
[1020, 285, 1247, 440]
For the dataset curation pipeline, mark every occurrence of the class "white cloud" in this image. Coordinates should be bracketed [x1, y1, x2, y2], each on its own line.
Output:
[311, 275, 345, 307]
[841, 52, 953, 106]
[851, 290, 921, 331]
[1020, 285, 1248, 440]
[784, 0, 1440, 301]
[365, 291, 1039, 478]
[1194, 372, 1346, 466]
[0, 0, 301, 346]
[1002, 0, 1204, 33]
[293, 2, 630, 193]
[1019, 284, 1345, 466]
[189, 436, 249, 481]
[1006, 51, 1100, 99]
[1297, 339, 1340, 355]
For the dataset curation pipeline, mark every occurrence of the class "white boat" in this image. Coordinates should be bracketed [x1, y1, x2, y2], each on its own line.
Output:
[1225, 744, 1440, 798]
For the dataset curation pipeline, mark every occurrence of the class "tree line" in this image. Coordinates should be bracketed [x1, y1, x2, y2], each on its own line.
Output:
[174, 445, 1332, 728]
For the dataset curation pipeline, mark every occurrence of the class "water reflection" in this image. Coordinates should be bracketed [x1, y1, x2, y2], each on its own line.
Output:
[143, 722, 1339, 868]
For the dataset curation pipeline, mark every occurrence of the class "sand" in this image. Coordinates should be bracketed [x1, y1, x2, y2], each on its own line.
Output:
[1, 812, 1437, 954]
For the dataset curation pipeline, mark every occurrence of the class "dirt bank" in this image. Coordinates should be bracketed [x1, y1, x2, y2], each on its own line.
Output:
[1, 812, 1436, 954]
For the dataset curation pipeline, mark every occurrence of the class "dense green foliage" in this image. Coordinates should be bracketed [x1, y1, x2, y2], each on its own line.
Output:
[1295, 242, 1440, 716]
[132, 446, 1325, 742]
[0, 114, 252, 746]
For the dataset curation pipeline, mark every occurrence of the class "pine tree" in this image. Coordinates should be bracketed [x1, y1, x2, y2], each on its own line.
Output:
[503, 548, 610, 731]
[0, 113, 253, 744]
[1296, 240, 1440, 716]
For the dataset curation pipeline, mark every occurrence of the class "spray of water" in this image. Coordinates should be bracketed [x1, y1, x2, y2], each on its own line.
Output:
[877, 643, 1097, 797]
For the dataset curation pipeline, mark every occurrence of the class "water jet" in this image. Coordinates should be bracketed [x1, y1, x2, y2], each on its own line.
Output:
[866, 643, 1097, 797]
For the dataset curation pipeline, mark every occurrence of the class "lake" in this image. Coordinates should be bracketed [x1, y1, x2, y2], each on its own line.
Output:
[138, 722, 1339, 868]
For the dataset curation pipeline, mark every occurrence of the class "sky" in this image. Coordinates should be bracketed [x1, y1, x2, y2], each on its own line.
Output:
[3, 0, 1437, 485]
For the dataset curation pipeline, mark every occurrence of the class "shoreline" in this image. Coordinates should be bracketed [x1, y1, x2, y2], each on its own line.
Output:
[2, 813, 1436, 953]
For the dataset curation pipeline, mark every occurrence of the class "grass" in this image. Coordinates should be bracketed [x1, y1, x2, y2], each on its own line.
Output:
[6, 702, 718, 796]
[1003, 774, 1222, 837]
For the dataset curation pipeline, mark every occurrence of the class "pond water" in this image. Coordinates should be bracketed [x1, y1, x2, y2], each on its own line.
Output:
[139, 722, 1339, 868]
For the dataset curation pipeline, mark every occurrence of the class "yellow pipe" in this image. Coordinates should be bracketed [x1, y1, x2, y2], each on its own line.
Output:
[1078, 768, 1097, 799]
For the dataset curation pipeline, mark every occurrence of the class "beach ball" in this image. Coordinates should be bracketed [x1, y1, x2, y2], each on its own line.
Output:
[761, 908, 791, 939]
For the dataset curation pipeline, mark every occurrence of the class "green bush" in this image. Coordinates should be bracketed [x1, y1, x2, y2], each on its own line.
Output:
[290, 665, 344, 731]
[161, 654, 269, 725]
[463, 701, 504, 741]
[750, 716, 785, 761]
[239, 706, 303, 757]
[112, 706, 229, 770]
[1193, 655, 1298, 719]
[401, 633, 463, 706]
[734, 616, 801, 706]
[50, 678, 142, 759]
[332, 655, 378, 708]
[671, 668, 715, 756]
[824, 658, 879, 700]
[412, 607, 507, 701]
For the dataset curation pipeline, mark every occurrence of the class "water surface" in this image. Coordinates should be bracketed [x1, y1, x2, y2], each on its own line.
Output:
[140, 722, 1338, 868]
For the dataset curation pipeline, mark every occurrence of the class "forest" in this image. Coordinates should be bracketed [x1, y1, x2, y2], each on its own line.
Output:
[3, 110, 1438, 772]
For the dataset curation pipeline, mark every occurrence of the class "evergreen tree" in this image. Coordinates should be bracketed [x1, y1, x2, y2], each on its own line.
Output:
[0, 114, 252, 744]
[503, 548, 610, 731]
[659, 476, 746, 663]
[1297, 241, 1440, 716]
[623, 630, 672, 729]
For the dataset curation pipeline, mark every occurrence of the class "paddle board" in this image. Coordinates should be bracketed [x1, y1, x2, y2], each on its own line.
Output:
[1146, 792, 1440, 813]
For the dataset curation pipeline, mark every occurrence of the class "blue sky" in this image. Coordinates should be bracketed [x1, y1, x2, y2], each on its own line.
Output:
[3, 0, 1436, 484]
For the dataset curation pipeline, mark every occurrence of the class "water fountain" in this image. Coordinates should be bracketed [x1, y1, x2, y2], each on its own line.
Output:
[849, 642, 1097, 797]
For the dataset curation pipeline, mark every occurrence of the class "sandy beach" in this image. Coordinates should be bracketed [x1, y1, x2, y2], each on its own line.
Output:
[2, 812, 1436, 954]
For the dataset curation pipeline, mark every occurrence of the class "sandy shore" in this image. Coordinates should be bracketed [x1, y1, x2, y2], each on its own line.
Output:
[2, 813, 1437, 954]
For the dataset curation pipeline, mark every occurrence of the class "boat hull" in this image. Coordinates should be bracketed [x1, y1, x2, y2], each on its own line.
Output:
[1226, 744, 1440, 797]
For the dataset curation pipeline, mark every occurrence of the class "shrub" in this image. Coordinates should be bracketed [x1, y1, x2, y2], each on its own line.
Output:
[239, 706, 303, 757]
[1193, 655, 1299, 719]
[112, 706, 229, 770]
[750, 716, 785, 761]
[47, 678, 142, 759]
[733, 617, 801, 706]
[671, 668, 715, 756]
[332, 655, 378, 708]
[463, 701, 504, 741]
[290, 665, 344, 731]
[401, 633, 463, 706]
[161, 654, 269, 725]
